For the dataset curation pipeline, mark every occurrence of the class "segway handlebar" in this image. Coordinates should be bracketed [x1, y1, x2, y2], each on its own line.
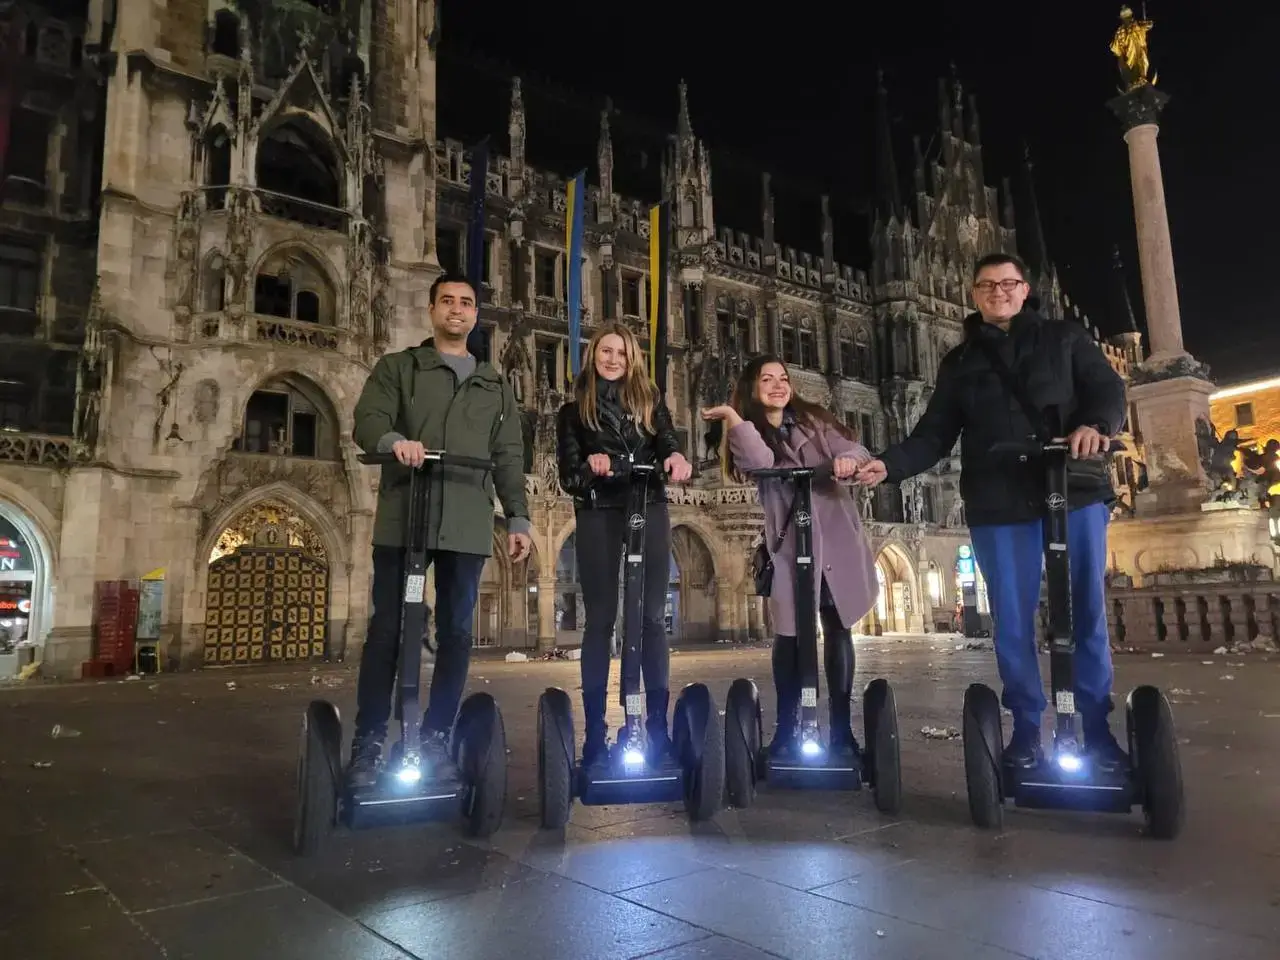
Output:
[611, 460, 658, 478]
[744, 463, 836, 482]
[987, 438, 1127, 459]
[358, 451, 494, 471]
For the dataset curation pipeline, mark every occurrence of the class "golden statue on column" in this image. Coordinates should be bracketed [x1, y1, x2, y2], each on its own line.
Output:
[1110, 5, 1157, 92]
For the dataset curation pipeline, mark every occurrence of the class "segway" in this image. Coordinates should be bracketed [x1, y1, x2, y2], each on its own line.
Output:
[723, 464, 902, 813]
[536, 461, 724, 827]
[961, 437, 1185, 839]
[293, 450, 509, 856]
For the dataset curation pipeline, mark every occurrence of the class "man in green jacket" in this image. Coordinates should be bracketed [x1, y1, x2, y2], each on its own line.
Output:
[349, 273, 532, 786]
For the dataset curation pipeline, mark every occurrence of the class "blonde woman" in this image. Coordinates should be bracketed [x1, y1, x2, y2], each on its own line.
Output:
[556, 323, 692, 766]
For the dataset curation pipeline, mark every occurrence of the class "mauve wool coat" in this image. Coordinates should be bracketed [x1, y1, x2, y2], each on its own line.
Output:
[728, 419, 879, 637]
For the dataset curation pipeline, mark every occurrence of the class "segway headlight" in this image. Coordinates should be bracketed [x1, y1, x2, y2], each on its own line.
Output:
[622, 747, 646, 769]
[396, 762, 423, 784]
[1055, 749, 1083, 773]
[800, 737, 823, 758]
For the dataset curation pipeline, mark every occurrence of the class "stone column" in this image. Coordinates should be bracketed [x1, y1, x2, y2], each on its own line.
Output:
[714, 577, 733, 642]
[1107, 86, 1184, 362]
[535, 575, 557, 652]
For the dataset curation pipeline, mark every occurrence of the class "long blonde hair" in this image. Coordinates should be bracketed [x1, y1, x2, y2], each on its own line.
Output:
[574, 323, 657, 434]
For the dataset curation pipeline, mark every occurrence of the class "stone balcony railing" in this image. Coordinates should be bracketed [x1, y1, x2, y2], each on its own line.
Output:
[195, 312, 349, 353]
[1107, 571, 1280, 653]
[0, 429, 82, 467]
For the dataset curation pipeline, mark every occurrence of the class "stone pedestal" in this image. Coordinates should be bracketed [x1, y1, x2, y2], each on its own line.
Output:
[1108, 504, 1276, 584]
[1128, 374, 1215, 515]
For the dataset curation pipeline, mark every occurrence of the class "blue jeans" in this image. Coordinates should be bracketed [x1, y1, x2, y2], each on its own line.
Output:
[969, 501, 1113, 735]
[355, 544, 486, 739]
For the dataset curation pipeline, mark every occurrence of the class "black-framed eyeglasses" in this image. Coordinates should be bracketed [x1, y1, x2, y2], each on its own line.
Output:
[974, 279, 1025, 294]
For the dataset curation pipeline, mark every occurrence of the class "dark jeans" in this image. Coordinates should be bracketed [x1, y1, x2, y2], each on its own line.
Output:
[355, 544, 486, 740]
[773, 578, 855, 728]
[576, 499, 671, 709]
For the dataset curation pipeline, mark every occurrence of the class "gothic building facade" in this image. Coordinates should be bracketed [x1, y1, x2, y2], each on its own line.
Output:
[0, 2, 1142, 680]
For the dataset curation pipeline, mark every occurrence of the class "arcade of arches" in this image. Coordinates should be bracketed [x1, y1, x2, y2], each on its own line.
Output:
[194, 491, 954, 667]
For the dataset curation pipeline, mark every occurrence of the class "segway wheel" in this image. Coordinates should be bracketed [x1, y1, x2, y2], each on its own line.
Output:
[673, 683, 725, 822]
[863, 679, 902, 815]
[293, 700, 342, 856]
[537, 688, 575, 830]
[454, 693, 508, 839]
[724, 679, 762, 809]
[1126, 685, 1185, 841]
[962, 683, 1004, 830]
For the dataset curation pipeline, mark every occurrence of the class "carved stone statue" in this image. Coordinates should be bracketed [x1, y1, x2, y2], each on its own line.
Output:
[945, 496, 965, 529]
[371, 258, 392, 345]
[1110, 6, 1156, 92]
[1196, 417, 1241, 499]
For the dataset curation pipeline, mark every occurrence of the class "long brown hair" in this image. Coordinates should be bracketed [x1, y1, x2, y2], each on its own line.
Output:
[573, 322, 658, 433]
[720, 354, 857, 482]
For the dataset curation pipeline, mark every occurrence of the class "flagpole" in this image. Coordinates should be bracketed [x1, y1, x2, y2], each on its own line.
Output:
[465, 137, 491, 360]
[565, 169, 587, 383]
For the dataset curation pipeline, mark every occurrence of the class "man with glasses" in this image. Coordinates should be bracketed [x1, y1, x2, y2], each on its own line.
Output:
[855, 252, 1128, 771]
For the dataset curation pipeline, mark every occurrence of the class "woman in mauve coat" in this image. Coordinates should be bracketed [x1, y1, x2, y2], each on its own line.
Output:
[702, 355, 878, 759]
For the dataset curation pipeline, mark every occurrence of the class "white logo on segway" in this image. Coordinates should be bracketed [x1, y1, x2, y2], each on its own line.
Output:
[628, 513, 645, 530]
[795, 510, 812, 527]
[1046, 493, 1067, 511]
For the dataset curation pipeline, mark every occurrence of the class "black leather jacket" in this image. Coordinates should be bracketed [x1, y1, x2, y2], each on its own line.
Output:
[556, 386, 681, 510]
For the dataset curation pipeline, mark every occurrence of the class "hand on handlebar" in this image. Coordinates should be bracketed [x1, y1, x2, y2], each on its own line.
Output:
[1057, 425, 1110, 459]
[832, 455, 867, 481]
[586, 453, 614, 477]
[391, 439, 427, 468]
[664, 452, 692, 483]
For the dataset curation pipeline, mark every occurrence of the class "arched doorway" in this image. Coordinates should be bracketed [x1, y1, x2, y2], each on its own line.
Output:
[555, 532, 583, 644]
[669, 525, 717, 644]
[874, 543, 917, 634]
[203, 499, 330, 665]
[0, 502, 50, 674]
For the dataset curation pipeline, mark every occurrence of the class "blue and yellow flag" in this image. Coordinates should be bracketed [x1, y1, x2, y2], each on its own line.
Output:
[647, 202, 671, 391]
[565, 170, 586, 382]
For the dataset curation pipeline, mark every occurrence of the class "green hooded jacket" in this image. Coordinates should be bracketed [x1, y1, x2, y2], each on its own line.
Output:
[352, 339, 530, 554]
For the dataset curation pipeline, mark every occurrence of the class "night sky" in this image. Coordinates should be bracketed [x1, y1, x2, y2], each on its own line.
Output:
[437, 1, 1279, 385]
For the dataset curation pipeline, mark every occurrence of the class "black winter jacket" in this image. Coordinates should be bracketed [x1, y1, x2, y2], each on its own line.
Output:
[556, 384, 681, 510]
[878, 309, 1127, 527]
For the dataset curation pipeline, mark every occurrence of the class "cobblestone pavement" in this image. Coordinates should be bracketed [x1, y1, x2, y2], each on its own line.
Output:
[1, 637, 1277, 959]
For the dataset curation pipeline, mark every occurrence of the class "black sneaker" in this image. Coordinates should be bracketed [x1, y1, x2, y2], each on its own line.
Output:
[420, 728, 457, 779]
[1002, 724, 1043, 770]
[829, 723, 862, 758]
[767, 723, 797, 759]
[644, 715, 673, 765]
[581, 728, 609, 768]
[1085, 726, 1129, 774]
[346, 733, 383, 789]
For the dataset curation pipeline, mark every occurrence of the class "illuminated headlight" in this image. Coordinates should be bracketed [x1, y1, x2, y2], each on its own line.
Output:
[1056, 752, 1083, 773]
[397, 765, 423, 784]
[800, 739, 823, 758]
[622, 748, 646, 768]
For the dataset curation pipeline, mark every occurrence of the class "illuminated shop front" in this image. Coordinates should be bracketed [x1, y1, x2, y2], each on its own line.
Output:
[0, 503, 51, 676]
[955, 544, 990, 614]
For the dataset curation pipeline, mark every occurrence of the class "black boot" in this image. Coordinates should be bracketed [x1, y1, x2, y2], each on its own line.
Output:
[581, 688, 609, 768]
[645, 689, 672, 765]
[346, 731, 384, 789]
[822, 611, 858, 754]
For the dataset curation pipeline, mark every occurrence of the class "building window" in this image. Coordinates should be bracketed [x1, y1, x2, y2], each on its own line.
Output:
[252, 249, 333, 325]
[481, 236, 493, 285]
[685, 289, 701, 340]
[797, 319, 815, 369]
[255, 120, 341, 220]
[7, 109, 50, 185]
[1235, 402, 1255, 428]
[780, 315, 798, 365]
[210, 10, 241, 58]
[0, 240, 41, 313]
[716, 304, 732, 350]
[852, 331, 873, 381]
[233, 376, 338, 459]
[622, 274, 641, 317]
[535, 251, 557, 299]
[860, 413, 875, 448]
[436, 228, 461, 276]
[535, 338, 559, 390]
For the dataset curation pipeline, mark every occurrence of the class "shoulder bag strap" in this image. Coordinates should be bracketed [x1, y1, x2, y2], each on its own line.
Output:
[972, 337, 1051, 442]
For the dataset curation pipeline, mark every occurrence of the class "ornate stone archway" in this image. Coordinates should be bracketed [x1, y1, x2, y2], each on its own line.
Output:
[203, 498, 331, 665]
[670, 524, 718, 643]
[873, 540, 920, 634]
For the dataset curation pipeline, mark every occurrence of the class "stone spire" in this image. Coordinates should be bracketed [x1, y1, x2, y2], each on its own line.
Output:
[597, 97, 613, 220]
[873, 70, 901, 221]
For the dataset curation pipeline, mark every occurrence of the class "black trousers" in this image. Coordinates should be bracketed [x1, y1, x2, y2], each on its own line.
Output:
[575, 499, 671, 716]
[355, 544, 486, 740]
[772, 578, 855, 728]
